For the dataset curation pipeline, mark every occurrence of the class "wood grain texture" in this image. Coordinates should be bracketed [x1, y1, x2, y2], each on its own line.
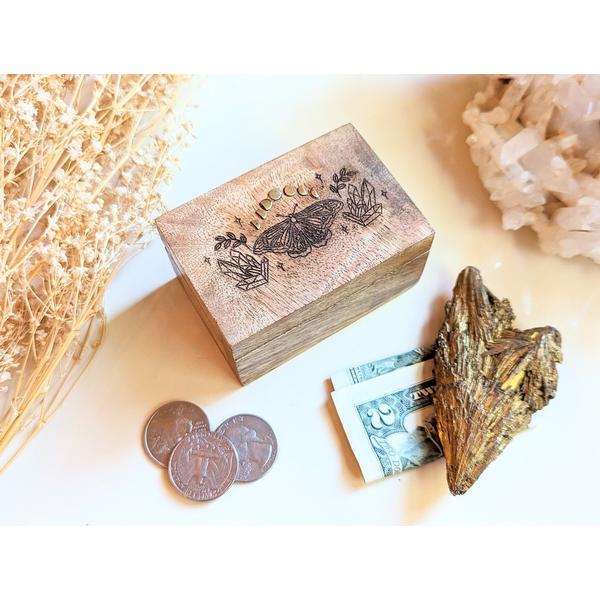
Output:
[156, 124, 434, 384]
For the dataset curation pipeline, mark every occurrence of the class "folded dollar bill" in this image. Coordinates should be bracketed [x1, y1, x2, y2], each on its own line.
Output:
[331, 358, 442, 483]
[331, 345, 435, 390]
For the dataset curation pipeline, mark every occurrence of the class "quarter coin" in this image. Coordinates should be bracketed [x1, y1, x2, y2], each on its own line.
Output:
[216, 414, 277, 482]
[168, 430, 238, 501]
[143, 401, 209, 467]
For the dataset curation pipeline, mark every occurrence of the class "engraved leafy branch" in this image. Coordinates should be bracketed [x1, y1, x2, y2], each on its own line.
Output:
[214, 231, 247, 251]
[329, 167, 357, 197]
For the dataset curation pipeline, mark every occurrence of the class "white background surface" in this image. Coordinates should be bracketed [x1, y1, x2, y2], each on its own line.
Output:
[1, 75, 599, 525]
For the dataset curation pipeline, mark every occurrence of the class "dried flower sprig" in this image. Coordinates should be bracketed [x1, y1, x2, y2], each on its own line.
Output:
[0, 74, 192, 471]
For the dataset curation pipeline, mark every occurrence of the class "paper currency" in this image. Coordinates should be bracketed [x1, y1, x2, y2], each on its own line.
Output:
[331, 358, 442, 482]
[331, 345, 435, 390]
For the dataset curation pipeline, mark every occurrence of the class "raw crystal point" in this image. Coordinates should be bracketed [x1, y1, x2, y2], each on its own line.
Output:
[433, 267, 562, 495]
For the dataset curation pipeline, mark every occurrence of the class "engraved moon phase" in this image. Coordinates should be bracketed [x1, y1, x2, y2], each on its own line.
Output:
[143, 401, 210, 467]
[168, 430, 238, 501]
[216, 414, 277, 482]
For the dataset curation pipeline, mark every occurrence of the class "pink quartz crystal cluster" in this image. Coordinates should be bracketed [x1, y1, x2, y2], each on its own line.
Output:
[464, 75, 600, 264]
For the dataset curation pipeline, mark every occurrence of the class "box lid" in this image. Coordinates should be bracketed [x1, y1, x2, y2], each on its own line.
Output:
[156, 124, 433, 350]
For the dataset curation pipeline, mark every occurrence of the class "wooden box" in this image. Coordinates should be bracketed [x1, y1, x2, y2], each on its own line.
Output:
[156, 124, 434, 384]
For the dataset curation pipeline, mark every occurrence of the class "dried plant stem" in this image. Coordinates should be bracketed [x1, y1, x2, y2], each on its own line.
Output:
[0, 312, 105, 473]
[0, 74, 192, 471]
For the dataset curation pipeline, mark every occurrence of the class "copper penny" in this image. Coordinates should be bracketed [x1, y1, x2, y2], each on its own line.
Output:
[216, 414, 277, 482]
[143, 401, 209, 467]
[168, 430, 238, 501]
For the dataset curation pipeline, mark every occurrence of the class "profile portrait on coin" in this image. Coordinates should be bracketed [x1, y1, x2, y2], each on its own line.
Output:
[168, 430, 238, 501]
[216, 414, 277, 482]
[143, 400, 209, 467]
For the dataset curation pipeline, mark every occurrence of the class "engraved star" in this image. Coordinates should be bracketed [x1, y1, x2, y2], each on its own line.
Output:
[315, 173, 323, 183]
[381, 190, 388, 198]
[340, 225, 349, 234]
[204, 257, 211, 265]
[277, 262, 285, 271]
[234, 216, 242, 226]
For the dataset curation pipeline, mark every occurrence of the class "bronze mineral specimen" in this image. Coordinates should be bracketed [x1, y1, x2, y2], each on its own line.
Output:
[433, 266, 562, 495]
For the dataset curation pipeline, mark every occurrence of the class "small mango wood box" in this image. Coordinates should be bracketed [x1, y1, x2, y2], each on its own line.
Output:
[156, 124, 434, 384]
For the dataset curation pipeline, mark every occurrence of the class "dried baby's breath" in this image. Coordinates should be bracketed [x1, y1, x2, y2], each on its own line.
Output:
[0, 74, 192, 471]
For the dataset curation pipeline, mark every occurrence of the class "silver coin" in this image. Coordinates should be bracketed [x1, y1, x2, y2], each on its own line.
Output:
[216, 414, 277, 482]
[143, 401, 209, 467]
[168, 430, 238, 501]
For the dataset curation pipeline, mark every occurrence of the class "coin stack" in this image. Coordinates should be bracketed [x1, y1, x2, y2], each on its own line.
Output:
[143, 401, 277, 501]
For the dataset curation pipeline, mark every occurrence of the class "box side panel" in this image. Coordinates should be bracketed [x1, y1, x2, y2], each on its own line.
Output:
[234, 232, 433, 359]
[234, 236, 432, 384]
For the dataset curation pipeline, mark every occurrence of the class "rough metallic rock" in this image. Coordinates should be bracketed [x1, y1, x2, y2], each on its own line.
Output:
[433, 266, 562, 495]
